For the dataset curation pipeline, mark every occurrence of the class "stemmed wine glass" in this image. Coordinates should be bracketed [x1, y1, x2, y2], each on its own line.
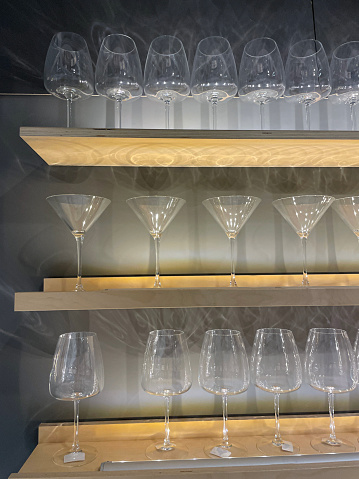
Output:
[272, 195, 334, 286]
[238, 37, 285, 130]
[198, 329, 249, 458]
[95, 34, 143, 128]
[202, 196, 261, 286]
[251, 328, 302, 455]
[144, 35, 190, 129]
[330, 42, 359, 130]
[49, 332, 104, 466]
[305, 328, 357, 453]
[142, 329, 192, 460]
[126, 196, 185, 288]
[332, 196, 359, 247]
[44, 32, 94, 127]
[46, 194, 111, 291]
[191, 36, 238, 130]
[285, 39, 331, 130]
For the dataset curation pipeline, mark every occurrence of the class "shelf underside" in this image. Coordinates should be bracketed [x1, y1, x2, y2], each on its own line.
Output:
[14, 274, 359, 311]
[20, 127, 359, 167]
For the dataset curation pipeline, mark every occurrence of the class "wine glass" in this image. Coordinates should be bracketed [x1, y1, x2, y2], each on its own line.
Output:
[191, 36, 238, 130]
[49, 332, 104, 466]
[46, 194, 111, 291]
[141, 329, 192, 460]
[305, 328, 357, 453]
[95, 34, 143, 128]
[332, 196, 359, 247]
[202, 195, 261, 287]
[251, 328, 302, 455]
[126, 196, 185, 288]
[44, 32, 94, 127]
[284, 39, 331, 130]
[198, 329, 249, 458]
[144, 35, 190, 129]
[330, 42, 359, 130]
[272, 195, 334, 286]
[238, 37, 285, 130]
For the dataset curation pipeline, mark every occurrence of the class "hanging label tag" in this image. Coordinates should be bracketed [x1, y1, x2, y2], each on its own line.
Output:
[64, 451, 86, 463]
[281, 441, 294, 452]
[209, 446, 232, 458]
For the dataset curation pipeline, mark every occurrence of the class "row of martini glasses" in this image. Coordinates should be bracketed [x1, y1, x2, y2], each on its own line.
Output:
[44, 32, 359, 130]
[46, 193, 359, 291]
[49, 327, 359, 466]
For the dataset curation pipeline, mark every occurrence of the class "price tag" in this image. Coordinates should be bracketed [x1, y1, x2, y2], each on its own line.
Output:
[281, 441, 294, 452]
[209, 446, 232, 458]
[64, 451, 86, 463]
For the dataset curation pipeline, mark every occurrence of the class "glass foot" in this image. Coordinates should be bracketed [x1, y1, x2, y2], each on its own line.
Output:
[204, 441, 246, 458]
[52, 444, 97, 467]
[311, 437, 356, 453]
[257, 437, 300, 455]
[145, 441, 188, 460]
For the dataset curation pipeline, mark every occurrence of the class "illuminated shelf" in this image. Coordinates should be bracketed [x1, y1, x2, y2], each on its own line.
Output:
[14, 274, 359, 311]
[19, 127, 359, 167]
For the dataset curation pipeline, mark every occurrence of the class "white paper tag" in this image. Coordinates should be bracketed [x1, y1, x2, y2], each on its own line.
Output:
[64, 451, 86, 463]
[210, 446, 232, 458]
[281, 441, 294, 452]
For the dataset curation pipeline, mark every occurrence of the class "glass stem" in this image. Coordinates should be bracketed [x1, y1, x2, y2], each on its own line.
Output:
[328, 392, 338, 444]
[221, 394, 230, 448]
[73, 233, 85, 292]
[350, 102, 356, 131]
[229, 236, 237, 287]
[71, 400, 81, 453]
[211, 100, 218, 130]
[66, 99, 72, 128]
[153, 235, 161, 288]
[273, 392, 282, 446]
[304, 103, 311, 130]
[301, 236, 309, 286]
[163, 395, 171, 448]
[259, 102, 264, 130]
[165, 101, 170, 129]
[115, 100, 122, 128]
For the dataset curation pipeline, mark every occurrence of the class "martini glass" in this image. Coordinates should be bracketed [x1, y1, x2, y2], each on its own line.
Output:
[46, 194, 111, 291]
[332, 196, 359, 245]
[126, 196, 186, 287]
[202, 195, 261, 286]
[272, 195, 334, 286]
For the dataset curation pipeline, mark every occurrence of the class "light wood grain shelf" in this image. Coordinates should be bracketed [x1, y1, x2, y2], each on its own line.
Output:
[14, 274, 359, 311]
[19, 127, 359, 167]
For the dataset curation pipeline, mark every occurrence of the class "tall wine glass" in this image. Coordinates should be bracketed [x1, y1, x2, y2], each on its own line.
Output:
[330, 42, 359, 130]
[305, 328, 357, 453]
[272, 195, 334, 286]
[198, 329, 249, 458]
[142, 329, 192, 460]
[202, 195, 261, 286]
[46, 194, 111, 291]
[238, 37, 285, 130]
[191, 36, 238, 130]
[144, 35, 190, 129]
[285, 39, 331, 130]
[49, 332, 104, 466]
[126, 196, 185, 288]
[44, 32, 94, 127]
[95, 34, 143, 128]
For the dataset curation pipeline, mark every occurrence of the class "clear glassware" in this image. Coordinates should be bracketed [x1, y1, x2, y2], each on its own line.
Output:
[330, 42, 359, 130]
[305, 328, 357, 453]
[144, 35, 190, 129]
[332, 196, 359, 244]
[49, 332, 104, 466]
[251, 328, 302, 455]
[191, 36, 238, 130]
[95, 34, 143, 128]
[44, 32, 94, 127]
[272, 195, 334, 286]
[238, 37, 285, 130]
[46, 194, 111, 291]
[198, 329, 249, 458]
[126, 196, 185, 288]
[202, 195, 261, 286]
[142, 329, 192, 460]
[284, 39, 331, 130]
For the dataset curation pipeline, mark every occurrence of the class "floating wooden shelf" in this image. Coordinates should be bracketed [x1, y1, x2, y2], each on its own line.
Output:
[14, 274, 359, 311]
[19, 127, 359, 167]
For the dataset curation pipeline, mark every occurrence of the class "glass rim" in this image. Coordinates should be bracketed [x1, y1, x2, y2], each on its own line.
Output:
[288, 39, 325, 59]
[149, 35, 185, 56]
[101, 33, 137, 55]
[334, 195, 359, 202]
[46, 193, 111, 202]
[255, 327, 293, 334]
[58, 331, 97, 339]
[203, 195, 261, 203]
[148, 329, 185, 336]
[52, 32, 88, 53]
[197, 36, 232, 57]
[308, 327, 347, 335]
[272, 194, 334, 204]
[204, 328, 242, 336]
[332, 41, 359, 61]
[243, 37, 278, 58]
[126, 195, 186, 203]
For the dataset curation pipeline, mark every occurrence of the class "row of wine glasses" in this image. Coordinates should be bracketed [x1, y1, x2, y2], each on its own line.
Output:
[44, 32, 359, 130]
[46, 193, 359, 291]
[49, 327, 359, 466]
